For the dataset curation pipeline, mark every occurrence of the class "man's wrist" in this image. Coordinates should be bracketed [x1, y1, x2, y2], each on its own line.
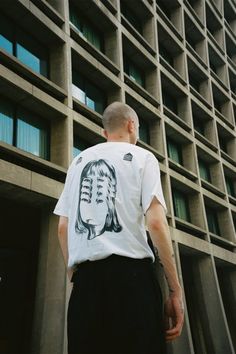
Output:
[169, 285, 182, 297]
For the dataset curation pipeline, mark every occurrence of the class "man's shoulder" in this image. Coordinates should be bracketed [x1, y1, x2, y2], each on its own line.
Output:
[71, 143, 154, 166]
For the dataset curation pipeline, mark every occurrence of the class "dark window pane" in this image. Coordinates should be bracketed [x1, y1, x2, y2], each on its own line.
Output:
[70, 6, 103, 52]
[199, 159, 211, 182]
[16, 108, 49, 159]
[189, 74, 200, 92]
[16, 29, 48, 77]
[72, 71, 86, 103]
[193, 117, 205, 135]
[162, 90, 178, 115]
[213, 97, 221, 112]
[159, 43, 173, 66]
[0, 97, 14, 145]
[124, 57, 145, 87]
[157, 0, 171, 19]
[139, 119, 150, 144]
[173, 189, 190, 222]
[121, 2, 142, 34]
[206, 207, 220, 235]
[167, 139, 182, 164]
[219, 136, 227, 153]
[70, 8, 83, 33]
[72, 71, 105, 114]
[86, 81, 105, 114]
[226, 177, 235, 197]
[185, 33, 196, 49]
[73, 136, 89, 158]
[0, 15, 14, 55]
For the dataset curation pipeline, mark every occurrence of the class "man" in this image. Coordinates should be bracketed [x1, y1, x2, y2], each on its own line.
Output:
[54, 102, 184, 354]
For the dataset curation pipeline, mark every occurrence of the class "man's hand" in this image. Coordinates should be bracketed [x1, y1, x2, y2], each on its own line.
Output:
[164, 293, 184, 341]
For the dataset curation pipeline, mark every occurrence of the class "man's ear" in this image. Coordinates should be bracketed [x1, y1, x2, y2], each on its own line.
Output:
[103, 129, 108, 138]
[127, 119, 133, 133]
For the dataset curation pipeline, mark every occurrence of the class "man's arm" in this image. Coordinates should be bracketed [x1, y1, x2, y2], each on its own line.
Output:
[58, 216, 73, 281]
[146, 197, 184, 341]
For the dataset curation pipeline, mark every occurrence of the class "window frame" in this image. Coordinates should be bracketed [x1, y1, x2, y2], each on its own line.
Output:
[69, 4, 105, 53]
[172, 188, 191, 222]
[72, 70, 106, 114]
[73, 135, 90, 158]
[167, 138, 183, 165]
[205, 206, 220, 236]
[124, 56, 145, 88]
[0, 13, 49, 78]
[199, 158, 211, 183]
[225, 176, 235, 197]
[0, 96, 50, 160]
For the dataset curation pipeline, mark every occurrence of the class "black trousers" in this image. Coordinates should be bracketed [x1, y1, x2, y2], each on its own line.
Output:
[67, 255, 167, 354]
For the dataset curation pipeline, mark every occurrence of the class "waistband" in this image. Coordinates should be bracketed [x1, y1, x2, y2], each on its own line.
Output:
[71, 254, 153, 282]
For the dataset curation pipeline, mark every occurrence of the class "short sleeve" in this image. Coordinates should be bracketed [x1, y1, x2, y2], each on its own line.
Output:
[141, 153, 167, 214]
[53, 163, 74, 217]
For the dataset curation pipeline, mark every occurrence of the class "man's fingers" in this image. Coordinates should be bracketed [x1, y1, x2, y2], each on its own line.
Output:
[165, 316, 184, 341]
[166, 324, 181, 336]
[165, 327, 182, 341]
[164, 294, 184, 342]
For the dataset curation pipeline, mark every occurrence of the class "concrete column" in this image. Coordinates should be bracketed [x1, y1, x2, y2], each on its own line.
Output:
[196, 256, 234, 354]
[167, 243, 195, 354]
[31, 207, 67, 354]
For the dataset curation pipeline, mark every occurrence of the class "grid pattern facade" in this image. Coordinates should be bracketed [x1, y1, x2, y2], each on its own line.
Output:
[0, 0, 236, 353]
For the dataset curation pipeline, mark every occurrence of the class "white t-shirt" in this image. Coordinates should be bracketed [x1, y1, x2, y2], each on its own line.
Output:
[54, 142, 167, 269]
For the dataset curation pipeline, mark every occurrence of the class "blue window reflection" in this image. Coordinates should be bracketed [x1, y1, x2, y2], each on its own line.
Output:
[16, 44, 41, 74]
[0, 97, 49, 160]
[0, 98, 14, 144]
[0, 14, 48, 78]
[0, 34, 13, 54]
[72, 71, 105, 114]
[17, 110, 48, 159]
[73, 136, 89, 158]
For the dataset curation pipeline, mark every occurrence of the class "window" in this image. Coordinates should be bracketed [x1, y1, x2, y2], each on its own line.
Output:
[213, 96, 221, 112]
[0, 99, 14, 145]
[0, 97, 49, 159]
[162, 90, 178, 115]
[173, 189, 190, 222]
[167, 139, 182, 164]
[199, 159, 211, 182]
[72, 71, 105, 114]
[17, 108, 49, 159]
[0, 14, 48, 77]
[225, 176, 235, 198]
[218, 136, 227, 153]
[193, 117, 205, 135]
[157, 0, 172, 19]
[0, 15, 14, 55]
[139, 119, 150, 144]
[124, 57, 145, 87]
[121, 2, 142, 34]
[70, 6, 104, 52]
[73, 136, 90, 158]
[159, 43, 173, 66]
[206, 207, 220, 235]
[209, 59, 217, 74]
[189, 74, 200, 92]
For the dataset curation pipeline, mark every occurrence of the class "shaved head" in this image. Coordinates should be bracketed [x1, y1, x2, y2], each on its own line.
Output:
[102, 102, 138, 133]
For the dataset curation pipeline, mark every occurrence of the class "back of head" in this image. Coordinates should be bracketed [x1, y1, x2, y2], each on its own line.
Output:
[102, 102, 137, 133]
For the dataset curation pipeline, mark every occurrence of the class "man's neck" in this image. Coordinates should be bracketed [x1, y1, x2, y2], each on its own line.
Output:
[106, 135, 131, 143]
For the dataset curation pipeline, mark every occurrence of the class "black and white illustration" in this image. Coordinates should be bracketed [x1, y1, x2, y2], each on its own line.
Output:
[75, 159, 122, 240]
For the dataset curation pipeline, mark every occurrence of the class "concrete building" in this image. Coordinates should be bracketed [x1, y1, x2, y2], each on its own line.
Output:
[0, 0, 235, 353]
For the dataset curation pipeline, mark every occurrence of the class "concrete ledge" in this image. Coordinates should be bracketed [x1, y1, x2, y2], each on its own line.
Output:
[0, 160, 64, 200]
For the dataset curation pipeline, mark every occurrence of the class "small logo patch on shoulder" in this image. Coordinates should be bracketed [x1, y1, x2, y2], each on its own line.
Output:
[123, 153, 133, 161]
[76, 156, 83, 165]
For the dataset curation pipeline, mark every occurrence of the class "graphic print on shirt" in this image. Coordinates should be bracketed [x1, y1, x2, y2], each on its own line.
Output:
[75, 159, 122, 240]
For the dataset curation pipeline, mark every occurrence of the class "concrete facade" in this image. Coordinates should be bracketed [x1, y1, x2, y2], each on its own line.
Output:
[0, 0, 235, 353]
